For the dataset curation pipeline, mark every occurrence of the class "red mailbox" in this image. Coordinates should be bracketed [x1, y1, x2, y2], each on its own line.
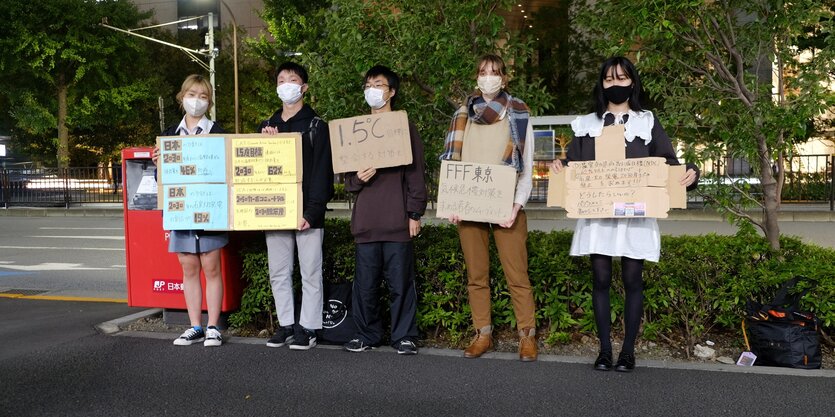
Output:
[122, 147, 245, 310]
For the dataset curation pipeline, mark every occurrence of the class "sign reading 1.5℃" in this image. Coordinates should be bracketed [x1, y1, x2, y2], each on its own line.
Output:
[328, 110, 413, 173]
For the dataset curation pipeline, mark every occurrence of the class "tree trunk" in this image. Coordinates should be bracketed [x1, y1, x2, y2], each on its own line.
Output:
[756, 132, 781, 251]
[56, 73, 69, 169]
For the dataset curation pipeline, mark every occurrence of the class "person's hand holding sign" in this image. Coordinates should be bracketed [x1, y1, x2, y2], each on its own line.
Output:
[357, 167, 377, 183]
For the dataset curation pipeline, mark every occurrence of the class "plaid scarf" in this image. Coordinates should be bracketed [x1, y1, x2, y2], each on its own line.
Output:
[440, 92, 529, 172]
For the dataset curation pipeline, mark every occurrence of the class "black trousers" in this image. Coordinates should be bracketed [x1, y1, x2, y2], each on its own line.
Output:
[351, 241, 418, 346]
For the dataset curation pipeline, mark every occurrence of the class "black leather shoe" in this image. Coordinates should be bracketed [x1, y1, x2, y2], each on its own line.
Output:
[615, 352, 636, 372]
[594, 351, 613, 371]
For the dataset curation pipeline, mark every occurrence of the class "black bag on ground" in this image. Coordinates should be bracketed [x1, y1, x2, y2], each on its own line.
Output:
[319, 282, 357, 344]
[744, 276, 821, 369]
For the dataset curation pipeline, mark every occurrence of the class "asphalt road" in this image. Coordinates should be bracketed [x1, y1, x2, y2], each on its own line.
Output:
[1, 298, 833, 417]
[0, 216, 126, 299]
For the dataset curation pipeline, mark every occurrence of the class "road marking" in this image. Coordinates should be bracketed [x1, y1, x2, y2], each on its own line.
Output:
[0, 246, 122, 251]
[0, 262, 112, 271]
[30, 235, 124, 240]
[0, 293, 126, 303]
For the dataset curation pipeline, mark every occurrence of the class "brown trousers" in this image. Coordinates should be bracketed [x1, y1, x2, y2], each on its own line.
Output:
[457, 211, 536, 330]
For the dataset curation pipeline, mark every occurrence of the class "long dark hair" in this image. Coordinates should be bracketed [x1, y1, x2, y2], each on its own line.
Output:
[592, 56, 643, 118]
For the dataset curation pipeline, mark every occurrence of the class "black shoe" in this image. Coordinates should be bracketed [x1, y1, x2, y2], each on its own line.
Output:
[266, 326, 295, 348]
[594, 351, 613, 371]
[289, 329, 317, 351]
[615, 352, 636, 372]
[396, 340, 418, 355]
[343, 338, 374, 352]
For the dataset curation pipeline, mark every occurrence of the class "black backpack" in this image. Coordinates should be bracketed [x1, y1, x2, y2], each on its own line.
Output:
[743, 276, 821, 369]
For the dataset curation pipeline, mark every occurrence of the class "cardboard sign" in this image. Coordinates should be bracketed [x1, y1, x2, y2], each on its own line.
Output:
[231, 183, 302, 230]
[435, 161, 516, 224]
[162, 183, 229, 230]
[564, 187, 671, 218]
[157, 136, 227, 184]
[564, 157, 669, 189]
[667, 165, 687, 209]
[228, 134, 302, 184]
[329, 110, 412, 173]
[595, 125, 626, 161]
[547, 157, 688, 218]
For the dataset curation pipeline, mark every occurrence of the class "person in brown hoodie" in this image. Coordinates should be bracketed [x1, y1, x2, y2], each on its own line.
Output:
[342, 65, 427, 355]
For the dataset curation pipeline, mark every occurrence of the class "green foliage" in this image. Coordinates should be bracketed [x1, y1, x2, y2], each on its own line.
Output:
[575, 0, 835, 250]
[252, 0, 556, 173]
[230, 219, 835, 355]
[0, 0, 159, 166]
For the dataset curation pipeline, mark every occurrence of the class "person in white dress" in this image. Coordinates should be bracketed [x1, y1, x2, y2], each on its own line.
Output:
[550, 56, 699, 372]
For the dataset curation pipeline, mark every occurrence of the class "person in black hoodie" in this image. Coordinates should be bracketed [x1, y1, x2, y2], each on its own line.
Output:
[259, 62, 334, 351]
[153, 74, 227, 347]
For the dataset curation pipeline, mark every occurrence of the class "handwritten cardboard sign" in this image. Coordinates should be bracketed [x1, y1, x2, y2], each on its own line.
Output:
[157, 136, 227, 184]
[435, 161, 516, 224]
[329, 110, 412, 173]
[547, 159, 687, 218]
[564, 157, 669, 189]
[228, 134, 302, 184]
[230, 183, 302, 230]
[162, 183, 229, 230]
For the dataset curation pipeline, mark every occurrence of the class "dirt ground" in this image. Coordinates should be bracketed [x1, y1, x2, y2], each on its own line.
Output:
[121, 314, 834, 369]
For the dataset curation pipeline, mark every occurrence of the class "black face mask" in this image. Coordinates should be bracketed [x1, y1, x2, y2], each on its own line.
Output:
[603, 85, 633, 105]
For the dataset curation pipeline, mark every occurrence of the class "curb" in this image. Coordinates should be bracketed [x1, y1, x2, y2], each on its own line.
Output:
[102, 310, 835, 378]
[95, 308, 162, 335]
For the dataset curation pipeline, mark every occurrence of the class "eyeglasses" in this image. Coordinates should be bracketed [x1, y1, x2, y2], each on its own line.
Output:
[363, 84, 389, 91]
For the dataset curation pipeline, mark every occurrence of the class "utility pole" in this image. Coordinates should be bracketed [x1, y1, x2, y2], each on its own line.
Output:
[207, 12, 217, 121]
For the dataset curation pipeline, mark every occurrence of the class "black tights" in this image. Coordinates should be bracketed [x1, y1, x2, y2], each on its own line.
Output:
[590, 254, 644, 355]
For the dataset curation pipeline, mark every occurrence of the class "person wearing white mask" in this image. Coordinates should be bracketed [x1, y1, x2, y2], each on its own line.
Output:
[342, 65, 427, 355]
[440, 54, 537, 362]
[153, 74, 228, 347]
[258, 62, 334, 351]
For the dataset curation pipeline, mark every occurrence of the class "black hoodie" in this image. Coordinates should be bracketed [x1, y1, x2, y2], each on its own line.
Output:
[257, 104, 334, 228]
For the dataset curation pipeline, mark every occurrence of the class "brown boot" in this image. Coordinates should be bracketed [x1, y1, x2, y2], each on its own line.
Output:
[519, 327, 537, 362]
[463, 326, 493, 358]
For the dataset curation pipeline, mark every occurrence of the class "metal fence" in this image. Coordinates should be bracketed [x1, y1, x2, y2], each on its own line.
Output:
[2, 155, 833, 209]
[1, 167, 122, 208]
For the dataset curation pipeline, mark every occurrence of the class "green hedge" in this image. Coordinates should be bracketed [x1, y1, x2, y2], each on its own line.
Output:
[230, 219, 835, 349]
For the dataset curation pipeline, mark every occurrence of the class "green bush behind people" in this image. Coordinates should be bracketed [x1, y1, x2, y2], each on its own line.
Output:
[230, 219, 835, 351]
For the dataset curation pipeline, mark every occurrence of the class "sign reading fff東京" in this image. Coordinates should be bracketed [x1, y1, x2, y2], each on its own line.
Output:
[328, 110, 413, 173]
[435, 160, 517, 224]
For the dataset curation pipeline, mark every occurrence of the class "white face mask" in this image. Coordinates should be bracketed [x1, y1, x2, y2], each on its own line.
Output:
[364, 87, 388, 109]
[276, 83, 303, 105]
[183, 97, 209, 117]
[477, 75, 503, 96]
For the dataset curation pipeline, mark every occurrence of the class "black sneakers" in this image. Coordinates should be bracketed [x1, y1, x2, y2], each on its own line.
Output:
[289, 329, 318, 351]
[173, 327, 205, 346]
[343, 338, 374, 352]
[266, 326, 295, 348]
[396, 340, 418, 355]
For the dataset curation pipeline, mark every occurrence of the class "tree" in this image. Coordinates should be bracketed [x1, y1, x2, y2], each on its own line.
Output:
[0, 0, 156, 167]
[576, 0, 835, 251]
[252, 0, 555, 169]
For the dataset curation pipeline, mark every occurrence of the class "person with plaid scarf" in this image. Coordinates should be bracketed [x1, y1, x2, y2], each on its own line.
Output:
[440, 54, 537, 362]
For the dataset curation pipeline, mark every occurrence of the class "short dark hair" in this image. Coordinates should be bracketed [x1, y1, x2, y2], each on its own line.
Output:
[276, 61, 308, 84]
[364, 65, 400, 108]
[592, 56, 643, 118]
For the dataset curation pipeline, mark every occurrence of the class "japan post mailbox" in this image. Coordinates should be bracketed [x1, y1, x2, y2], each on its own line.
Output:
[121, 147, 244, 310]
